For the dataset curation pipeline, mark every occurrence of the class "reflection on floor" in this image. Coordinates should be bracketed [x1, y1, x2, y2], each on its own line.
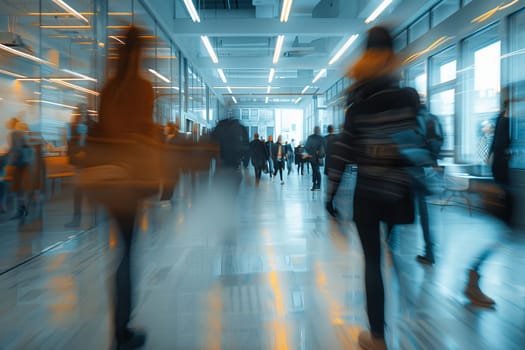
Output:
[0, 169, 524, 350]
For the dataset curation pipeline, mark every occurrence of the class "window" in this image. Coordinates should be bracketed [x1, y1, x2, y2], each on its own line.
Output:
[409, 13, 430, 43]
[394, 30, 408, 52]
[431, 0, 460, 27]
[461, 25, 501, 163]
[429, 46, 457, 153]
[406, 62, 427, 99]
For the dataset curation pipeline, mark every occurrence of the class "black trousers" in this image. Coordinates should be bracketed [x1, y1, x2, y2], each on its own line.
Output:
[310, 160, 321, 187]
[353, 190, 386, 337]
[254, 166, 262, 181]
[111, 207, 137, 338]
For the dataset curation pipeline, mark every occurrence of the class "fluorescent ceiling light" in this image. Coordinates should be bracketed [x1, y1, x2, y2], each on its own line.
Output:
[0, 69, 26, 79]
[294, 97, 302, 104]
[215, 86, 280, 90]
[232, 96, 238, 104]
[365, 0, 392, 24]
[268, 68, 275, 83]
[329, 34, 359, 65]
[26, 99, 77, 109]
[153, 86, 180, 90]
[52, 0, 89, 23]
[201, 36, 219, 63]
[217, 68, 227, 83]
[265, 96, 269, 104]
[312, 68, 327, 83]
[266, 86, 271, 94]
[110, 35, 125, 44]
[40, 25, 91, 29]
[227, 86, 233, 94]
[148, 68, 170, 83]
[183, 0, 201, 23]
[272, 35, 285, 64]
[280, 0, 294, 23]
[0, 44, 53, 65]
[49, 79, 100, 96]
[301, 85, 310, 94]
[17, 78, 42, 82]
[62, 69, 97, 82]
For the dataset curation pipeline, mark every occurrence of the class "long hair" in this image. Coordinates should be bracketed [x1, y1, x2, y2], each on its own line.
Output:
[347, 48, 400, 82]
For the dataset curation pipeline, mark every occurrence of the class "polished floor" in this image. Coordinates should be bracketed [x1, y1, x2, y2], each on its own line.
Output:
[0, 168, 524, 350]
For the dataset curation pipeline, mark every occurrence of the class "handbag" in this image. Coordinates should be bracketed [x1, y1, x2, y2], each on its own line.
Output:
[76, 134, 163, 207]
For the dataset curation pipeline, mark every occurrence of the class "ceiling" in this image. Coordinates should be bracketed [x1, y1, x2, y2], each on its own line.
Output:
[149, 0, 441, 107]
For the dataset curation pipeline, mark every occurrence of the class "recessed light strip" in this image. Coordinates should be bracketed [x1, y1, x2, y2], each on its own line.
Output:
[268, 68, 275, 83]
[232, 96, 238, 104]
[266, 86, 271, 94]
[217, 68, 227, 83]
[265, 96, 269, 104]
[183, 0, 201, 23]
[280, 0, 294, 23]
[148, 68, 170, 83]
[365, 0, 393, 24]
[0, 43, 53, 65]
[328, 34, 359, 65]
[62, 69, 97, 82]
[0, 69, 26, 79]
[312, 68, 327, 83]
[301, 85, 310, 94]
[26, 99, 78, 109]
[49, 79, 100, 96]
[109, 35, 125, 44]
[52, 0, 89, 23]
[227, 86, 233, 94]
[201, 36, 219, 64]
[294, 97, 302, 104]
[272, 35, 285, 64]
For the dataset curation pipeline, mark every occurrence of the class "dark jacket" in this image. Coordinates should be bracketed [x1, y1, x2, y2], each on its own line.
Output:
[324, 133, 340, 175]
[489, 112, 510, 185]
[305, 134, 324, 163]
[249, 139, 268, 167]
[338, 76, 420, 222]
[272, 142, 286, 162]
[211, 119, 249, 168]
[266, 141, 275, 160]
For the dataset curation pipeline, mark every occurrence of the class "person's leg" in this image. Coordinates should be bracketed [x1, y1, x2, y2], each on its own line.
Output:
[354, 194, 386, 341]
[279, 164, 283, 183]
[66, 187, 83, 226]
[416, 193, 435, 264]
[0, 181, 7, 212]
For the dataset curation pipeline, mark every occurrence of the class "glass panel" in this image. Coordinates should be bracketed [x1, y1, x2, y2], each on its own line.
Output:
[394, 30, 407, 52]
[406, 62, 427, 100]
[430, 46, 456, 85]
[409, 13, 430, 43]
[430, 89, 455, 151]
[461, 25, 500, 163]
[432, 0, 460, 27]
[509, 9, 525, 168]
[462, 0, 473, 6]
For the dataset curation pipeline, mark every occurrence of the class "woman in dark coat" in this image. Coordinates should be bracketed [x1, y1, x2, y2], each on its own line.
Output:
[333, 27, 420, 350]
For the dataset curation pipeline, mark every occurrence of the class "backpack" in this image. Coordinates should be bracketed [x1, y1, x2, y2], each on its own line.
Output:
[417, 108, 444, 161]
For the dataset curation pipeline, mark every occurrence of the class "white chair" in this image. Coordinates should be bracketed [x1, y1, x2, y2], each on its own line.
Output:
[441, 165, 472, 215]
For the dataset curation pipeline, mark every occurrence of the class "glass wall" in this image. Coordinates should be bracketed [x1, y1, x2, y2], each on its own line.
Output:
[508, 9, 525, 169]
[461, 25, 501, 163]
[406, 62, 427, 99]
[429, 46, 457, 154]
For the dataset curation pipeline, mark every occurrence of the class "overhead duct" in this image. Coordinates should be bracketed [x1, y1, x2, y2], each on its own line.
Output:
[313, 0, 366, 18]
[283, 36, 330, 57]
[0, 32, 31, 52]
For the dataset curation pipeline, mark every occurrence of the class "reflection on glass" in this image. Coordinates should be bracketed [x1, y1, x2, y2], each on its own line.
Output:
[440, 60, 456, 83]
[430, 89, 455, 151]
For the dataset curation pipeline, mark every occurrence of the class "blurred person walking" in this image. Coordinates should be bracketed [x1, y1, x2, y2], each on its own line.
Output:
[272, 135, 286, 184]
[265, 135, 275, 179]
[330, 26, 420, 350]
[284, 140, 294, 175]
[6, 117, 34, 221]
[464, 92, 517, 308]
[324, 125, 340, 217]
[65, 104, 89, 227]
[79, 26, 162, 349]
[305, 126, 324, 191]
[249, 133, 268, 184]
